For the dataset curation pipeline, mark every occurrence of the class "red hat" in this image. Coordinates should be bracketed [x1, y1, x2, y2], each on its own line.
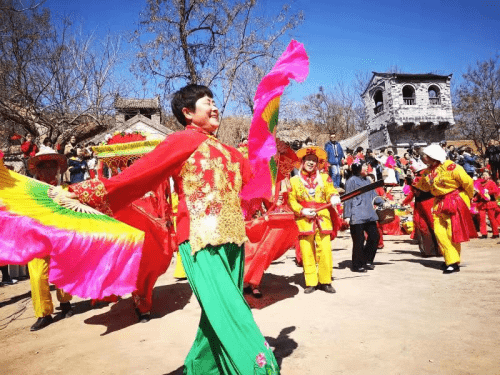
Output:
[28, 149, 68, 174]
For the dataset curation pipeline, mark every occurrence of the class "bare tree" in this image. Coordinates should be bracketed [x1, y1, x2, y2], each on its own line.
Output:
[0, 2, 129, 150]
[454, 55, 500, 153]
[302, 83, 362, 141]
[131, 0, 303, 118]
[230, 57, 275, 116]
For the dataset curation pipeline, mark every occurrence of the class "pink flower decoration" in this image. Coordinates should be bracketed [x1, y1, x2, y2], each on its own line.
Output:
[264, 340, 270, 349]
[256, 353, 267, 368]
[0, 150, 4, 160]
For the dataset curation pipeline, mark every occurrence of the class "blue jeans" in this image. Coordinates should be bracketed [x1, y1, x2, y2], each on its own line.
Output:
[329, 164, 341, 187]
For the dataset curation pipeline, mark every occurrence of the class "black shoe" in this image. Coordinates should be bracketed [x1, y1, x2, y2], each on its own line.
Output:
[135, 308, 151, 323]
[30, 315, 53, 331]
[60, 302, 73, 318]
[319, 284, 336, 293]
[304, 286, 316, 294]
[481, 234, 488, 239]
[443, 263, 460, 274]
[365, 263, 375, 270]
[251, 287, 263, 298]
[351, 267, 367, 273]
[492, 235, 499, 239]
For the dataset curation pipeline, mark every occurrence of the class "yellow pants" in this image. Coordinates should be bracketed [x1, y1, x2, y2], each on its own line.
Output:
[28, 257, 72, 318]
[173, 252, 187, 279]
[299, 231, 332, 287]
[433, 214, 461, 266]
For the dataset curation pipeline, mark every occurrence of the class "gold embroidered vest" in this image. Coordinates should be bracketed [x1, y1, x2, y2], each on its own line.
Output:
[179, 137, 247, 254]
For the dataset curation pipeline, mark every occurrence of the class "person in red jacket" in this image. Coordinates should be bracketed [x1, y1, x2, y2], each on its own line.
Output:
[21, 133, 38, 176]
[474, 170, 499, 238]
[21, 133, 39, 158]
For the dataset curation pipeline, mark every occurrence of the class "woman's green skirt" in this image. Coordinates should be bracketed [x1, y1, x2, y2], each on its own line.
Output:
[179, 242, 279, 375]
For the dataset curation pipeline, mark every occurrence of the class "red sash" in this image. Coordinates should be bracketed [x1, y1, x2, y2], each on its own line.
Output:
[435, 190, 478, 243]
[299, 201, 341, 237]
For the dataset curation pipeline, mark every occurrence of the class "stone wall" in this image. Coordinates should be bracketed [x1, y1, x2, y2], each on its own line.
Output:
[363, 73, 454, 149]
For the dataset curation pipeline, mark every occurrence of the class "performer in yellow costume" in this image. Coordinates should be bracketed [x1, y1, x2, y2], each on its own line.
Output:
[27, 149, 73, 331]
[288, 147, 341, 293]
[416, 144, 477, 274]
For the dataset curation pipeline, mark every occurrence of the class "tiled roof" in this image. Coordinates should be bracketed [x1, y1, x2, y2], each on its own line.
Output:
[339, 130, 369, 151]
[115, 97, 160, 109]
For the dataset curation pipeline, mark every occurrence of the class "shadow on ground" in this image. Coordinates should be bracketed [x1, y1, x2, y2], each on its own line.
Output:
[265, 326, 298, 367]
[163, 326, 298, 375]
[84, 282, 192, 336]
[392, 249, 425, 257]
[391, 257, 444, 270]
[0, 289, 33, 309]
[244, 273, 302, 310]
[335, 260, 393, 271]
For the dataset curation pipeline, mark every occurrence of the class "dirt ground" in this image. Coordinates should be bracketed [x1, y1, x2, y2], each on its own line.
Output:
[1, 232, 500, 375]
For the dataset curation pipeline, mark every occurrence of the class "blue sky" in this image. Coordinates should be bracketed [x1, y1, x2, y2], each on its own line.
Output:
[44, 0, 500, 102]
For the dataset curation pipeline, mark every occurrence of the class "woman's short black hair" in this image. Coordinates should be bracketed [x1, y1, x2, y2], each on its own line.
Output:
[171, 84, 214, 126]
[351, 160, 364, 176]
[355, 146, 364, 153]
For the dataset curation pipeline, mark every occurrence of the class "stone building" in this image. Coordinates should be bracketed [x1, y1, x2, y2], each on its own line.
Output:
[362, 72, 454, 150]
[89, 96, 172, 144]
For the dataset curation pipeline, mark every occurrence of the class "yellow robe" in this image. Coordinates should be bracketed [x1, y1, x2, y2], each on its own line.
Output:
[415, 160, 474, 265]
[289, 173, 338, 235]
[288, 172, 338, 286]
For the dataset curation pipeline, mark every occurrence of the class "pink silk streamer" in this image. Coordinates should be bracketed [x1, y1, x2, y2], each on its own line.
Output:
[0, 208, 142, 299]
[240, 40, 309, 200]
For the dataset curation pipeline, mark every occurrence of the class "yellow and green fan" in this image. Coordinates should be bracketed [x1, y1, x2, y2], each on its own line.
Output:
[0, 157, 144, 299]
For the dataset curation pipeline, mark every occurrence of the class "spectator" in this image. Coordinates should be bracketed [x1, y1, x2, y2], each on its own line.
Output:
[355, 146, 365, 160]
[484, 140, 500, 182]
[461, 147, 477, 178]
[1, 265, 18, 286]
[377, 147, 388, 165]
[324, 132, 345, 187]
[68, 147, 87, 184]
[64, 136, 77, 156]
[21, 133, 38, 177]
[447, 145, 458, 162]
[39, 137, 54, 154]
[84, 142, 98, 179]
[21, 133, 39, 158]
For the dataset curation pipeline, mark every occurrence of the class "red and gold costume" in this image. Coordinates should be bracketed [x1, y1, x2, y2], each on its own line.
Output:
[415, 160, 476, 266]
[70, 125, 281, 374]
[402, 172, 439, 257]
[71, 125, 250, 254]
[72, 126, 250, 313]
[244, 191, 299, 289]
[288, 147, 339, 288]
[473, 178, 499, 237]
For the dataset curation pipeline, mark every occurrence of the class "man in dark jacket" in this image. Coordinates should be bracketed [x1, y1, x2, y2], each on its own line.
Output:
[324, 132, 344, 188]
[485, 140, 500, 181]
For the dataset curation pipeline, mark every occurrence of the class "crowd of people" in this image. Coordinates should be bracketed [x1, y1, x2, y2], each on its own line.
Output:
[2, 83, 500, 374]
[20, 134, 97, 183]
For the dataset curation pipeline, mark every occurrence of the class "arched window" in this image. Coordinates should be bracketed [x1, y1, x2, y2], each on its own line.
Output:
[428, 85, 441, 105]
[402, 85, 415, 105]
[373, 90, 384, 114]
